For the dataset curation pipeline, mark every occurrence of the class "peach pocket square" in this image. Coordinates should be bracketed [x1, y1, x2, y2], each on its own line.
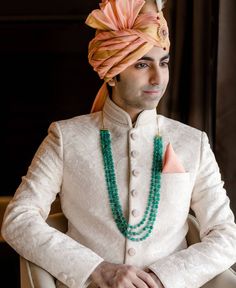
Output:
[162, 143, 186, 173]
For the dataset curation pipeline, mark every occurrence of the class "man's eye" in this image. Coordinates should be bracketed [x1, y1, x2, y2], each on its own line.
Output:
[135, 63, 149, 69]
[160, 61, 169, 67]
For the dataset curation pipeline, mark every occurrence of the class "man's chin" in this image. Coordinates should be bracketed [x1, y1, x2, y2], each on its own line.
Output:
[141, 100, 160, 110]
[141, 95, 162, 108]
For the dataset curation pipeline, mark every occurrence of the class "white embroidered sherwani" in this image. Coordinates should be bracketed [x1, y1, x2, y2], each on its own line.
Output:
[2, 96, 236, 288]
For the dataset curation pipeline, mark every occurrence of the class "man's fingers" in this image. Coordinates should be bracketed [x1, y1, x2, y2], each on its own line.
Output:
[136, 270, 158, 288]
[91, 262, 158, 288]
[116, 281, 136, 288]
[113, 268, 149, 288]
[132, 276, 150, 288]
[95, 280, 110, 288]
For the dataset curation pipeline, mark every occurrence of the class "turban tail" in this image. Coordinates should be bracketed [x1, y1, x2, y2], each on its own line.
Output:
[85, 0, 170, 113]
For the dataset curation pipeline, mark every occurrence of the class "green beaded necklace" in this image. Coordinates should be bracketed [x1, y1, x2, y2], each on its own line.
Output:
[100, 126, 163, 242]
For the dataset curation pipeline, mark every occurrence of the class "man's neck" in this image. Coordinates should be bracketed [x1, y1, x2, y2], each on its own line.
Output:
[109, 96, 143, 124]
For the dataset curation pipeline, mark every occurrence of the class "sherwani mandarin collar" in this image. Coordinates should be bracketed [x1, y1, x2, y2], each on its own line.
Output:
[103, 96, 158, 129]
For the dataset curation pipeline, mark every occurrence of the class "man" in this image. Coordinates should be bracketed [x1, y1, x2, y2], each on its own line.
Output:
[2, 1, 236, 288]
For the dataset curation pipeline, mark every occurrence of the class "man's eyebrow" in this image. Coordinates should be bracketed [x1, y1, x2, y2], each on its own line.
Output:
[137, 54, 170, 62]
[161, 54, 170, 61]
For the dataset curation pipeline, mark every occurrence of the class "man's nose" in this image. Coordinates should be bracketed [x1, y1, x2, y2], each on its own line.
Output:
[150, 67, 162, 86]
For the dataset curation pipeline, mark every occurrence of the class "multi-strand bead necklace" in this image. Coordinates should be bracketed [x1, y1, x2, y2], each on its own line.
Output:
[100, 126, 163, 242]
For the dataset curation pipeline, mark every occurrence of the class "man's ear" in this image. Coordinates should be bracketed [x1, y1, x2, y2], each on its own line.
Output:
[107, 78, 115, 87]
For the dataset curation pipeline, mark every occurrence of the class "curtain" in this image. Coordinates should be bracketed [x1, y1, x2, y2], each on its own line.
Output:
[158, 0, 219, 147]
[158, 0, 236, 216]
[216, 0, 236, 215]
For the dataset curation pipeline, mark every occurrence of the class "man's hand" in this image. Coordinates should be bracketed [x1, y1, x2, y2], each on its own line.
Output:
[148, 271, 164, 288]
[91, 261, 162, 288]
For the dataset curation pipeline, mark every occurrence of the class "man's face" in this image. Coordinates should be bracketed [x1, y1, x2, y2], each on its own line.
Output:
[110, 46, 170, 116]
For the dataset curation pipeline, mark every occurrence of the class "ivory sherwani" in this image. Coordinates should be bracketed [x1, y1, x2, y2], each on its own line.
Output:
[2, 96, 236, 288]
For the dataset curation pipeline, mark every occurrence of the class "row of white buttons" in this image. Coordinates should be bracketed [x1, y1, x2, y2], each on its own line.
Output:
[129, 132, 138, 258]
[130, 133, 139, 158]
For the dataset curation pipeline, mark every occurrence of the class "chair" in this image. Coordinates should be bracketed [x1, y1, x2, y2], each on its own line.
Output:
[0, 196, 13, 242]
[20, 213, 236, 288]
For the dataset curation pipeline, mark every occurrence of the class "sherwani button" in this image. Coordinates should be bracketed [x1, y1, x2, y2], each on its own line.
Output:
[130, 133, 138, 140]
[132, 209, 140, 217]
[131, 150, 139, 158]
[131, 189, 137, 197]
[132, 169, 139, 177]
[128, 248, 136, 256]
[67, 278, 76, 287]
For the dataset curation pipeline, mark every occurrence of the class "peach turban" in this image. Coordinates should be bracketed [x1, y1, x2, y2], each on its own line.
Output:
[85, 0, 170, 113]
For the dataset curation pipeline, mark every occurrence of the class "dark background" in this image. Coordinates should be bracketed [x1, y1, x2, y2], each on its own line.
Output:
[1, 2, 102, 287]
[1, 1, 103, 197]
[1, 0, 236, 287]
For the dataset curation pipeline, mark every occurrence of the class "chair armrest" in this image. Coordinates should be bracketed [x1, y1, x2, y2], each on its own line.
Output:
[202, 268, 236, 288]
[20, 256, 56, 288]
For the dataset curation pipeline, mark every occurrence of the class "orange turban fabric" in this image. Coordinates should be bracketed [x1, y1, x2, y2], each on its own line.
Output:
[85, 0, 170, 113]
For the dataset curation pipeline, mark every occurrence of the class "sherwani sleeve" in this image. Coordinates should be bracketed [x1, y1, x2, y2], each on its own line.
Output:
[1, 122, 104, 288]
[148, 131, 236, 288]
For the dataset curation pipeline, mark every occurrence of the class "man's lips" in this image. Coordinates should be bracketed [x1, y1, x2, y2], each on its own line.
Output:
[143, 90, 161, 94]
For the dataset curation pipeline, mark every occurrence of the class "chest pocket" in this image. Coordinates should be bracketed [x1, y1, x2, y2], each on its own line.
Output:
[158, 172, 192, 220]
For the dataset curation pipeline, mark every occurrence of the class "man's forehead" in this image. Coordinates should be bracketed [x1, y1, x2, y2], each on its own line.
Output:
[137, 47, 170, 61]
